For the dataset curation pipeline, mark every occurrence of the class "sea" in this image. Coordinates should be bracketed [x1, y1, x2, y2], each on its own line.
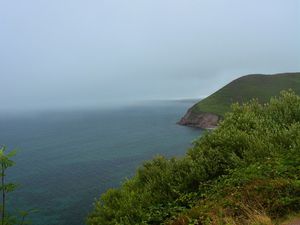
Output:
[0, 100, 202, 225]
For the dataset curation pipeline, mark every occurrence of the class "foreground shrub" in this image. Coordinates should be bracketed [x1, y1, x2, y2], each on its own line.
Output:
[87, 90, 300, 225]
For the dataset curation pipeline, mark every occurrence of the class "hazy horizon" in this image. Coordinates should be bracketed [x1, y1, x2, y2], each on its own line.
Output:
[1, 0, 300, 112]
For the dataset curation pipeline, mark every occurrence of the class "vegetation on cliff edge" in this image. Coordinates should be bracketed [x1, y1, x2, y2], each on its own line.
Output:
[88, 90, 300, 225]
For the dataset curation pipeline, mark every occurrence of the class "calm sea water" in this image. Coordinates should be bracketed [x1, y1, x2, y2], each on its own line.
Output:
[0, 101, 202, 225]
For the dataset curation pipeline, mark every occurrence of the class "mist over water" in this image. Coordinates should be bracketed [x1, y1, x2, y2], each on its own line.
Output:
[1, 0, 300, 112]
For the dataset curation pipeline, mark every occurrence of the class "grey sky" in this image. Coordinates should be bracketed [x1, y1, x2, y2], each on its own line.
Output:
[0, 0, 299, 111]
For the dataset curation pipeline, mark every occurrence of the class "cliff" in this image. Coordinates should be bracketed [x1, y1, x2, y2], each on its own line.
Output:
[179, 72, 300, 128]
[178, 108, 220, 129]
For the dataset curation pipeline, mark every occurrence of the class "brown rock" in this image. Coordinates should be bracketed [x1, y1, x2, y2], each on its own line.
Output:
[178, 108, 221, 129]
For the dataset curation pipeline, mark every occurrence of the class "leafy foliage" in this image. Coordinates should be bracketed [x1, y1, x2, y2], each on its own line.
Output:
[87, 90, 300, 225]
[0, 146, 34, 225]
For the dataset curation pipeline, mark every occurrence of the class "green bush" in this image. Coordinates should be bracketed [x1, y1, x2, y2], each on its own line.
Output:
[87, 90, 300, 225]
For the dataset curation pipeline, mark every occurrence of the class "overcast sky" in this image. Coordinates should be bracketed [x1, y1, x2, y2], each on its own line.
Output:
[0, 0, 299, 111]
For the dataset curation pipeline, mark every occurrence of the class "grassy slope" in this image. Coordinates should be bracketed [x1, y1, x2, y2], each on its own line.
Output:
[191, 72, 300, 116]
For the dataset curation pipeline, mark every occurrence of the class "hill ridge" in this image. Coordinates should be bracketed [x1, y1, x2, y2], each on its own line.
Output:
[178, 72, 300, 128]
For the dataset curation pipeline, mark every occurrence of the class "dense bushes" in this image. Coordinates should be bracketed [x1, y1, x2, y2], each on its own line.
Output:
[87, 90, 300, 225]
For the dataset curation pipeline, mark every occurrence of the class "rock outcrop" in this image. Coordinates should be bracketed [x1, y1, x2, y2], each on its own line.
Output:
[178, 108, 221, 129]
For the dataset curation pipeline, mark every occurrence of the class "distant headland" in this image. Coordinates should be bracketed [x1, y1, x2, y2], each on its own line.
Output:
[178, 72, 300, 128]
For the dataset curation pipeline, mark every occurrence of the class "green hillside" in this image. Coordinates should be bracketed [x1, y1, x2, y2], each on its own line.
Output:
[192, 72, 300, 116]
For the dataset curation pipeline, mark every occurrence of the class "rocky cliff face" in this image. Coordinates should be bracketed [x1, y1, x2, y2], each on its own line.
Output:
[178, 108, 221, 129]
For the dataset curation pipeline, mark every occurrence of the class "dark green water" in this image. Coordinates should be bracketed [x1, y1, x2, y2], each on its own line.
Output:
[0, 101, 202, 225]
